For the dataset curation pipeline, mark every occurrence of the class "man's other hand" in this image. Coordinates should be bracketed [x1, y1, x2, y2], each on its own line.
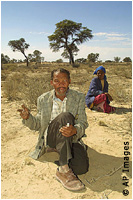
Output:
[17, 105, 30, 120]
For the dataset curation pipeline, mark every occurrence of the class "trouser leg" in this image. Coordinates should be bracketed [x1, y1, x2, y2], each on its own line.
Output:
[93, 94, 106, 105]
[94, 94, 115, 113]
[69, 143, 89, 175]
[47, 112, 75, 166]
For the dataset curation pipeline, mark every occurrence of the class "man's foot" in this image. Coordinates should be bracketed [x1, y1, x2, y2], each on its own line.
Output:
[56, 168, 85, 191]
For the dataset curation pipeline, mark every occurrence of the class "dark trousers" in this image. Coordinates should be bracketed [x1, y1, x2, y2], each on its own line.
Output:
[47, 112, 89, 175]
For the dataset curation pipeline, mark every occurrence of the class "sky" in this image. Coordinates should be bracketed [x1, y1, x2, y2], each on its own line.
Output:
[1, 0, 132, 62]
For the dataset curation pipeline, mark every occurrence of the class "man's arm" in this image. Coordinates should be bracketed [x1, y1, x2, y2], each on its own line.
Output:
[90, 78, 103, 96]
[73, 93, 88, 141]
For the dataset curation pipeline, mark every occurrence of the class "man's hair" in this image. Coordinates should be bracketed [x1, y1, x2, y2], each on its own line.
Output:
[51, 68, 70, 80]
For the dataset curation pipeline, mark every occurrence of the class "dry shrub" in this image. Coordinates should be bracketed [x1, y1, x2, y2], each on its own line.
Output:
[22, 75, 52, 107]
[2, 62, 132, 107]
[3, 73, 24, 101]
[1, 72, 8, 81]
[72, 63, 80, 68]
[3, 72, 52, 108]
[107, 63, 132, 104]
[112, 63, 132, 79]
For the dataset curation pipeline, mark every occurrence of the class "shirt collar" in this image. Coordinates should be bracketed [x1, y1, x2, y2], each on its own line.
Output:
[53, 88, 69, 101]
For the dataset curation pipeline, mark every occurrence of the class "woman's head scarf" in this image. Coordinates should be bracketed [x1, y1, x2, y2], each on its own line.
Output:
[93, 66, 106, 79]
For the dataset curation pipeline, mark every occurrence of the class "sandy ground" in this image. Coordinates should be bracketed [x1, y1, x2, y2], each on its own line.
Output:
[1, 88, 132, 199]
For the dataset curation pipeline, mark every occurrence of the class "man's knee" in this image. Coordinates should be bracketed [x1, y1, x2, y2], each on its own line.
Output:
[58, 112, 74, 120]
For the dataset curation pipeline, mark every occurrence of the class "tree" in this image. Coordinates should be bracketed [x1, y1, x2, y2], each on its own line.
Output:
[8, 38, 30, 66]
[18, 59, 23, 63]
[28, 54, 35, 62]
[75, 58, 87, 63]
[10, 58, 17, 63]
[105, 60, 112, 63]
[56, 59, 63, 63]
[87, 53, 99, 63]
[61, 44, 79, 63]
[114, 57, 121, 62]
[123, 57, 132, 62]
[1, 53, 10, 64]
[33, 50, 42, 63]
[48, 19, 93, 64]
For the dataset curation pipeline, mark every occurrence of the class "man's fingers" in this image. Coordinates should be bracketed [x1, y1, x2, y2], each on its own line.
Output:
[60, 126, 70, 132]
[17, 109, 23, 112]
[22, 104, 28, 110]
[18, 106, 29, 114]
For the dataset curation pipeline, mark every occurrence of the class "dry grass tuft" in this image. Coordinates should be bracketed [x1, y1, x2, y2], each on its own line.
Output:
[2, 62, 132, 108]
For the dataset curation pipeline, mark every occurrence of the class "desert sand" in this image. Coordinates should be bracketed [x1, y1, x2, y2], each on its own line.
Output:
[1, 65, 132, 199]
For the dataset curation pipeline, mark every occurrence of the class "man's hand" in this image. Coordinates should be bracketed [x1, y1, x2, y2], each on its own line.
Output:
[59, 125, 77, 137]
[17, 105, 30, 120]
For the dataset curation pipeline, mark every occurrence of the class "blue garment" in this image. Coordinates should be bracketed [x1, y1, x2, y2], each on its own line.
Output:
[85, 77, 109, 108]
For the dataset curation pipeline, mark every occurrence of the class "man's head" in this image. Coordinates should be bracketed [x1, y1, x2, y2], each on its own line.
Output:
[50, 68, 71, 99]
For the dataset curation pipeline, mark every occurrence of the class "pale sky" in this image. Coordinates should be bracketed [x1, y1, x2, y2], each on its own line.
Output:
[1, 0, 132, 62]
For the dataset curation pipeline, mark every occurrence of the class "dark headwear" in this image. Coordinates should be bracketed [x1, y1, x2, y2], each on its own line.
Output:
[93, 66, 106, 75]
[93, 66, 107, 80]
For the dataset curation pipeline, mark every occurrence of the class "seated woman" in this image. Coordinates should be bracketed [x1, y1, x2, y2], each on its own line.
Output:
[85, 66, 116, 113]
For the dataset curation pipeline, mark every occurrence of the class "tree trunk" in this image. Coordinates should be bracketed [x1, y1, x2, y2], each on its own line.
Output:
[26, 58, 29, 67]
[69, 51, 74, 64]
[23, 52, 29, 67]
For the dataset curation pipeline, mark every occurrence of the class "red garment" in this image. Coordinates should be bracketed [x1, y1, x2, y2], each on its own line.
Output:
[93, 94, 106, 105]
[93, 94, 115, 113]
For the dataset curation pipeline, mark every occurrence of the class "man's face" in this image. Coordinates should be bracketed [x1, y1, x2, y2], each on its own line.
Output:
[97, 70, 105, 80]
[50, 72, 71, 97]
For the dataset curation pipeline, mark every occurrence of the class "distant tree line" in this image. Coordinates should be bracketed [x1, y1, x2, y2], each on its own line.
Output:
[1, 51, 132, 66]
[1, 51, 44, 65]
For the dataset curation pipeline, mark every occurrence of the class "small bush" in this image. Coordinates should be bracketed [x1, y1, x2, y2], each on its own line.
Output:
[22, 76, 52, 107]
[3, 72, 52, 108]
[3, 73, 24, 101]
[72, 63, 80, 68]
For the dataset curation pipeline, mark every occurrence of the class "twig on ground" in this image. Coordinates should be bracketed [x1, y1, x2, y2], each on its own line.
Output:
[101, 190, 113, 199]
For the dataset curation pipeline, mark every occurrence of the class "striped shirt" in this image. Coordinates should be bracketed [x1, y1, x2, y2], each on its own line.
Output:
[50, 92, 67, 122]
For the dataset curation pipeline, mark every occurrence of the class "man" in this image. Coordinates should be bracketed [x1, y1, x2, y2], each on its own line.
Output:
[18, 68, 89, 191]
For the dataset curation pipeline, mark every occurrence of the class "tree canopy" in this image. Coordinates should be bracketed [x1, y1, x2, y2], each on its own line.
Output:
[48, 19, 93, 64]
[114, 57, 121, 62]
[87, 53, 99, 63]
[123, 57, 132, 62]
[1, 53, 10, 64]
[8, 38, 30, 66]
